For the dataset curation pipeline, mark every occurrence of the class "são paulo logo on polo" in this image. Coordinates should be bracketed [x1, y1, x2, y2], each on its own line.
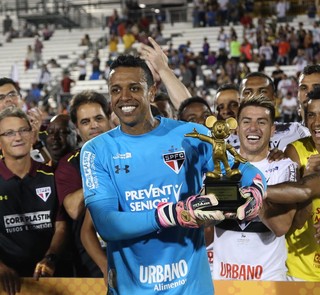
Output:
[163, 147, 185, 174]
[36, 187, 52, 202]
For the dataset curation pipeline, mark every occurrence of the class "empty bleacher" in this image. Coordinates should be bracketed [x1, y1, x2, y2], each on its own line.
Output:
[0, 27, 106, 91]
[70, 79, 108, 95]
[169, 25, 244, 54]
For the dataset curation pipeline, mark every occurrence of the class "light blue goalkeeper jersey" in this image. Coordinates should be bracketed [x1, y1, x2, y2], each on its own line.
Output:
[80, 117, 264, 295]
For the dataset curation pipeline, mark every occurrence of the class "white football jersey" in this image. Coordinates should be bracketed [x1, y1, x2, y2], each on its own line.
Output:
[211, 157, 298, 281]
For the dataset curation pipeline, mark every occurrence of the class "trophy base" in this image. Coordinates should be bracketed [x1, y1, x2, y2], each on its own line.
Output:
[204, 175, 243, 212]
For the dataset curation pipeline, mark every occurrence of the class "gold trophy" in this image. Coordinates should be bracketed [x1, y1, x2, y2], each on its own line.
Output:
[185, 116, 247, 211]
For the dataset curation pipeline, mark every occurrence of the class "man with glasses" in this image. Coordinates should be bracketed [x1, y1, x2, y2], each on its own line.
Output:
[0, 106, 68, 295]
[0, 91, 20, 109]
[0, 77, 51, 163]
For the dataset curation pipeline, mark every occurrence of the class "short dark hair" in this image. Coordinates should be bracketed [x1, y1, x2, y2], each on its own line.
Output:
[301, 64, 320, 76]
[240, 72, 276, 93]
[69, 90, 111, 124]
[109, 55, 154, 87]
[177, 96, 212, 120]
[0, 77, 20, 93]
[0, 106, 31, 128]
[238, 95, 275, 123]
[216, 83, 239, 94]
[306, 85, 320, 102]
[154, 92, 170, 103]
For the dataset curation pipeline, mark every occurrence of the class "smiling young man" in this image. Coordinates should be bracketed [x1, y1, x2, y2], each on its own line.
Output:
[211, 96, 298, 281]
[239, 72, 310, 150]
[79, 55, 266, 295]
[281, 87, 320, 281]
[0, 107, 67, 294]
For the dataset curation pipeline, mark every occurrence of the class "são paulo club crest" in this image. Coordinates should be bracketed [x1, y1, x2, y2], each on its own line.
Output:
[163, 151, 185, 174]
[36, 187, 52, 202]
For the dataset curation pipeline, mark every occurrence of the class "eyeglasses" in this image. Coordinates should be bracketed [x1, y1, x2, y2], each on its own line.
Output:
[0, 91, 20, 101]
[0, 127, 32, 138]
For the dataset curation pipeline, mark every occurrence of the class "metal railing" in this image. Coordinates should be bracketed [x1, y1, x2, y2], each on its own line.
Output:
[0, 0, 100, 28]
[0, 1, 191, 28]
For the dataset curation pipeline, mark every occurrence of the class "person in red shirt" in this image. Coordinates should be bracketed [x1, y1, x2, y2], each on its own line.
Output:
[61, 70, 74, 94]
[60, 70, 75, 102]
[277, 37, 290, 65]
[240, 38, 253, 62]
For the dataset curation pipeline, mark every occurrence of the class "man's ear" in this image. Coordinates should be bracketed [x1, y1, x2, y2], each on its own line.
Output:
[297, 102, 302, 117]
[271, 124, 276, 137]
[75, 128, 83, 142]
[149, 85, 157, 103]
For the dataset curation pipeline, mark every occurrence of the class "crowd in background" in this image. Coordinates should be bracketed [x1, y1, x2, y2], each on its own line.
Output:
[11, 1, 320, 128]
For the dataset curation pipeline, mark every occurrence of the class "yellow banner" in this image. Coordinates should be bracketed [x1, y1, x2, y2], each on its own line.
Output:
[0, 278, 320, 295]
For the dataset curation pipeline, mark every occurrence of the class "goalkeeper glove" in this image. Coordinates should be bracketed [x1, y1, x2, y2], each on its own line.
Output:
[156, 194, 225, 228]
[237, 174, 265, 221]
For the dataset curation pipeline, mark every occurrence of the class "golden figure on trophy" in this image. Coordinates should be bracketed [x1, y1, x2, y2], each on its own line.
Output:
[185, 116, 247, 179]
[185, 116, 247, 211]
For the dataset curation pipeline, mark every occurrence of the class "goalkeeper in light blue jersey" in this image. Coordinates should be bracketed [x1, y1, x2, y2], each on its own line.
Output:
[80, 55, 265, 295]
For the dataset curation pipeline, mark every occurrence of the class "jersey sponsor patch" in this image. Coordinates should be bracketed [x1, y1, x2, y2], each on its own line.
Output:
[36, 187, 51, 202]
[163, 151, 185, 174]
[82, 151, 97, 190]
[219, 262, 263, 280]
[125, 183, 183, 210]
[3, 210, 52, 232]
[139, 259, 188, 285]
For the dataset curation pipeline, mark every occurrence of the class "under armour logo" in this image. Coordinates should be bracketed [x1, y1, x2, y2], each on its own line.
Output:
[115, 165, 130, 174]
